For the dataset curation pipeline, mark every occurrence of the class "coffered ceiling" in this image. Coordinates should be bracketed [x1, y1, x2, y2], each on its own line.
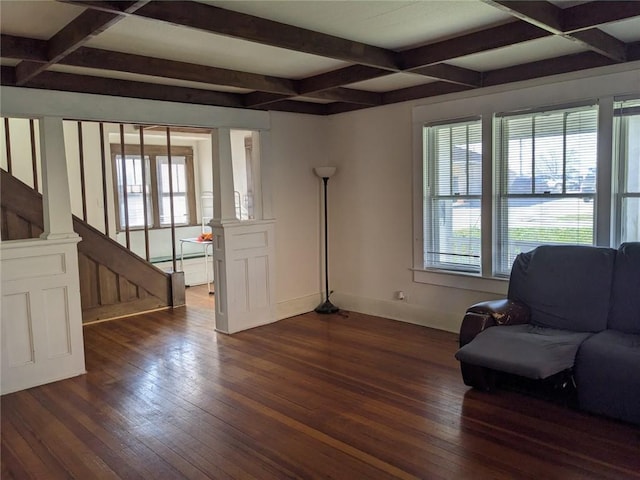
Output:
[1, 0, 639, 115]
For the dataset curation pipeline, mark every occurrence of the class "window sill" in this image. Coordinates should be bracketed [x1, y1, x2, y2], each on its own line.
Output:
[412, 268, 508, 296]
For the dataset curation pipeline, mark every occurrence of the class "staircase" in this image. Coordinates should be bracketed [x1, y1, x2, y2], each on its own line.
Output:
[1, 169, 185, 323]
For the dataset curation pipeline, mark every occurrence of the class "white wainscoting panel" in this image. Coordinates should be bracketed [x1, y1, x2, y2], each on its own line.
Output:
[211, 220, 276, 333]
[1, 238, 86, 394]
[1, 292, 34, 366]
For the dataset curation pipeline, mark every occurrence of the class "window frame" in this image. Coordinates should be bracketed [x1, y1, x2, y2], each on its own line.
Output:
[412, 88, 637, 294]
[494, 103, 599, 276]
[110, 143, 197, 232]
[423, 116, 482, 274]
[613, 97, 640, 245]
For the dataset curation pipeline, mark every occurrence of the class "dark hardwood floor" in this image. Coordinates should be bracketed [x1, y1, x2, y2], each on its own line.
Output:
[2, 286, 639, 479]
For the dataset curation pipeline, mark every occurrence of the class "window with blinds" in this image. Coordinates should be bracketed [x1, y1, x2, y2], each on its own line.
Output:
[423, 118, 482, 272]
[614, 98, 640, 244]
[111, 144, 196, 231]
[495, 104, 598, 275]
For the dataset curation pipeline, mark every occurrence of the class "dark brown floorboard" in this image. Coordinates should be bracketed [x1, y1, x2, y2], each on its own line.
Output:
[2, 286, 639, 479]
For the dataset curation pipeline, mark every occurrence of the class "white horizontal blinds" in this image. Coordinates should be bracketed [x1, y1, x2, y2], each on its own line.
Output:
[615, 98, 640, 243]
[496, 104, 598, 275]
[424, 119, 481, 272]
[116, 155, 153, 228]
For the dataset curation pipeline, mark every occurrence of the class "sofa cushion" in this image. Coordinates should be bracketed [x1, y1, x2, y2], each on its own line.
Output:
[608, 242, 640, 334]
[508, 245, 616, 332]
[575, 329, 640, 425]
[455, 324, 591, 379]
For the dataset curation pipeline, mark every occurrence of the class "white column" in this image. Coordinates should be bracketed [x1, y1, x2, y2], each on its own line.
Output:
[255, 130, 271, 220]
[209, 128, 277, 333]
[39, 117, 78, 240]
[211, 128, 238, 223]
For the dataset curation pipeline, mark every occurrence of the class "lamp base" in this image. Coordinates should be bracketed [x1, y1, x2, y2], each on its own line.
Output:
[314, 299, 339, 314]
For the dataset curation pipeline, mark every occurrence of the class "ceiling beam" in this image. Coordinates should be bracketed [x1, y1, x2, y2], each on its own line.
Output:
[0, 67, 16, 85]
[62, 46, 297, 95]
[244, 87, 382, 107]
[569, 29, 627, 62]
[324, 102, 370, 115]
[628, 41, 640, 61]
[0, 34, 48, 62]
[400, 21, 549, 70]
[15, 1, 149, 86]
[298, 65, 392, 95]
[5, 34, 298, 95]
[482, 51, 614, 87]
[80, 0, 400, 71]
[5, 34, 382, 107]
[243, 92, 292, 107]
[411, 64, 482, 87]
[253, 100, 328, 115]
[382, 82, 472, 105]
[307, 88, 382, 106]
[2, 67, 245, 108]
[483, 0, 628, 62]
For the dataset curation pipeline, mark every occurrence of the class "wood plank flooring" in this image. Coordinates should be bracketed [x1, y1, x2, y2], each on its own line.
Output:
[2, 286, 639, 479]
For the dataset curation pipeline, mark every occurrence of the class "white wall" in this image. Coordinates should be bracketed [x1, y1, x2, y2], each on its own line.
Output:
[326, 62, 640, 333]
[326, 102, 499, 332]
[269, 112, 329, 318]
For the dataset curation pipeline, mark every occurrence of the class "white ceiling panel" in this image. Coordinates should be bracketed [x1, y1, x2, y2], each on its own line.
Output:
[1, 58, 19, 67]
[0, 0, 84, 39]
[203, 0, 514, 49]
[600, 17, 640, 43]
[85, 16, 348, 79]
[449, 36, 587, 72]
[48, 65, 253, 94]
[346, 72, 435, 92]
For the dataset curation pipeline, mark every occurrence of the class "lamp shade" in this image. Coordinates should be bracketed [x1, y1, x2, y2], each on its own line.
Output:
[314, 166, 337, 178]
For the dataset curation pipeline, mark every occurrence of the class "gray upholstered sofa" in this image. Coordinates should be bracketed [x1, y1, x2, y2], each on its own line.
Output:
[455, 243, 640, 425]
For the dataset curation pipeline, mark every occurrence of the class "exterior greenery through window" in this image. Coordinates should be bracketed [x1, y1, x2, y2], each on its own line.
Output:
[423, 118, 481, 272]
[111, 144, 196, 231]
[495, 104, 598, 275]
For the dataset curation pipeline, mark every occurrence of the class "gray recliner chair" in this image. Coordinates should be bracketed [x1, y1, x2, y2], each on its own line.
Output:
[456, 245, 615, 385]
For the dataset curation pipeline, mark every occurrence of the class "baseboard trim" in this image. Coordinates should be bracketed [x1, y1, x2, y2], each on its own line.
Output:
[276, 293, 321, 320]
[82, 306, 171, 325]
[331, 292, 462, 333]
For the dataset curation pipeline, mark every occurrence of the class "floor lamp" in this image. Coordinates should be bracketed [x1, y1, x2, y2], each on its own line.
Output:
[314, 166, 339, 314]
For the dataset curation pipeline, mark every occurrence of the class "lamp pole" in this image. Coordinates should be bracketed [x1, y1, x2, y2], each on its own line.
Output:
[314, 168, 338, 314]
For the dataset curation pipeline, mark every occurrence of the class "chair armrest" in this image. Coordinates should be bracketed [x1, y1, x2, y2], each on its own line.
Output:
[459, 299, 530, 347]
